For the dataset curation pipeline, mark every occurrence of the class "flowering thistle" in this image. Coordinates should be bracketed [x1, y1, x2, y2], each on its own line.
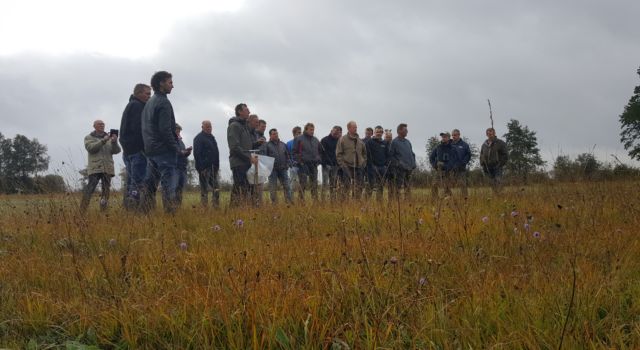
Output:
[234, 219, 244, 228]
[179, 242, 188, 250]
[523, 223, 531, 231]
[533, 231, 541, 239]
[511, 210, 519, 217]
[482, 216, 489, 224]
[418, 277, 427, 286]
[212, 225, 221, 232]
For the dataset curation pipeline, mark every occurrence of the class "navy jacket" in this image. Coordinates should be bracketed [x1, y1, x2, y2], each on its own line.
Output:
[141, 92, 177, 156]
[119, 95, 146, 156]
[320, 134, 339, 166]
[366, 137, 389, 167]
[429, 141, 459, 171]
[193, 131, 220, 172]
[451, 139, 471, 170]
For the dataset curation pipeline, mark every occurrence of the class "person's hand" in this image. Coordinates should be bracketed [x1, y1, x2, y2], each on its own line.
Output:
[258, 137, 266, 144]
[250, 154, 258, 165]
[110, 134, 118, 143]
[103, 135, 111, 142]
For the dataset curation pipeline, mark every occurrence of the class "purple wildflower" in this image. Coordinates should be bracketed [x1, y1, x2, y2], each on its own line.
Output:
[212, 224, 221, 232]
[511, 210, 519, 217]
[108, 238, 117, 247]
[523, 223, 530, 231]
[234, 219, 244, 228]
[390, 256, 398, 264]
[179, 242, 188, 250]
[533, 231, 541, 239]
[418, 277, 427, 286]
[482, 216, 489, 224]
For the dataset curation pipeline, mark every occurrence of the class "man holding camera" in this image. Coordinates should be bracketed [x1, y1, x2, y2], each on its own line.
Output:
[80, 120, 121, 212]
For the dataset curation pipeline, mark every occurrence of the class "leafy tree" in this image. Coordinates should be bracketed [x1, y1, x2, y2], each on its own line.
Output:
[503, 119, 545, 182]
[575, 153, 601, 179]
[4, 134, 49, 178]
[619, 66, 640, 161]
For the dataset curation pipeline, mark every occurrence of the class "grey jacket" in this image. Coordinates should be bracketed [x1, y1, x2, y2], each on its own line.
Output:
[141, 92, 177, 156]
[261, 140, 290, 171]
[293, 134, 321, 165]
[227, 116, 254, 169]
[389, 137, 416, 171]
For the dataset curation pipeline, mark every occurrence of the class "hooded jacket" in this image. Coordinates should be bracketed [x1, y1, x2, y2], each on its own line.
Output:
[227, 116, 254, 169]
[84, 131, 121, 176]
[141, 92, 177, 156]
[336, 133, 367, 169]
[193, 131, 220, 172]
[119, 95, 146, 156]
[480, 137, 508, 169]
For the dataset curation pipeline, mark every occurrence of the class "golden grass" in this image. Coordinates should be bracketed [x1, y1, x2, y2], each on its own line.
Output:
[1, 182, 640, 349]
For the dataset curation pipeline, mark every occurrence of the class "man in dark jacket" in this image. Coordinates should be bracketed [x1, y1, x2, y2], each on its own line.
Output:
[227, 103, 258, 207]
[451, 129, 471, 197]
[365, 126, 390, 200]
[119, 83, 150, 210]
[261, 128, 293, 204]
[429, 132, 459, 197]
[293, 123, 321, 202]
[480, 127, 508, 193]
[175, 124, 192, 207]
[320, 125, 342, 201]
[194, 120, 220, 208]
[141, 71, 179, 213]
[388, 123, 416, 200]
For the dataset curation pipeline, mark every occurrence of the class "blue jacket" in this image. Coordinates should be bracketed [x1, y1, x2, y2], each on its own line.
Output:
[451, 139, 471, 170]
[389, 137, 416, 171]
[429, 141, 459, 172]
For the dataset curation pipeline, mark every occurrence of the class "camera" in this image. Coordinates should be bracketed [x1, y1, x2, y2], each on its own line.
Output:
[109, 129, 119, 136]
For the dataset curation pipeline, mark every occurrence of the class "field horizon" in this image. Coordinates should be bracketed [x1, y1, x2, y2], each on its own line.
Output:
[1, 182, 639, 349]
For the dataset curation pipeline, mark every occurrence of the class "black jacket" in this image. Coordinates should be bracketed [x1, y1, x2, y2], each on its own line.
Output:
[320, 134, 339, 166]
[119, 95, 146, 156]
[366, 137, 389, 167]
[177, 138, 189, 170]
[193, 131, 220, 172]
[141, 92, 177, 156]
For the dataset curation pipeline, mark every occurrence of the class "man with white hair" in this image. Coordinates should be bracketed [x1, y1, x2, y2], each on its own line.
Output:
[193, 120, 220, 207]
[80, 119, 121, 212]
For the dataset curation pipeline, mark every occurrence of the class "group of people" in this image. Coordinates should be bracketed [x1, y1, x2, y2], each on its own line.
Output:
[80, 70, 510, 213]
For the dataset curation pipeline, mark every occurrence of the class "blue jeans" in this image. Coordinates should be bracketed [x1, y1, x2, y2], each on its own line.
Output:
[269, 168, 293, 203]
[176, 168, 187, 206]
[144, 152, 178, 213]
[122, 152, 147, 209]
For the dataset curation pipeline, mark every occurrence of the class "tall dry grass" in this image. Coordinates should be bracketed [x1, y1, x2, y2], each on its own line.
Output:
[1, 182, 639, 349]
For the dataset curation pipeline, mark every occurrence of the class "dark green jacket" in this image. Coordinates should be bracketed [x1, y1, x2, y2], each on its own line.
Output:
[227, 117, 254, 169]
[480, 137, 508, 169]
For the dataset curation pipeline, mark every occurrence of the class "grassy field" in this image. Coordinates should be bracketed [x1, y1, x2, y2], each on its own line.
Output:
[1, 182, 639, 349]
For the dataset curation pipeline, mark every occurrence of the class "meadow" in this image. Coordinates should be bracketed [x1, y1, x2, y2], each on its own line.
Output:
[0, 181, 639, 349]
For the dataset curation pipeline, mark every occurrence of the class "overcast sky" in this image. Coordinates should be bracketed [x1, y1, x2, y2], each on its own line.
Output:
[1, 0, 639, 187]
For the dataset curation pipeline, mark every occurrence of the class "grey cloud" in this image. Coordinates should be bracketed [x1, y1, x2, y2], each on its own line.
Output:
[1, 0, 639, 187]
